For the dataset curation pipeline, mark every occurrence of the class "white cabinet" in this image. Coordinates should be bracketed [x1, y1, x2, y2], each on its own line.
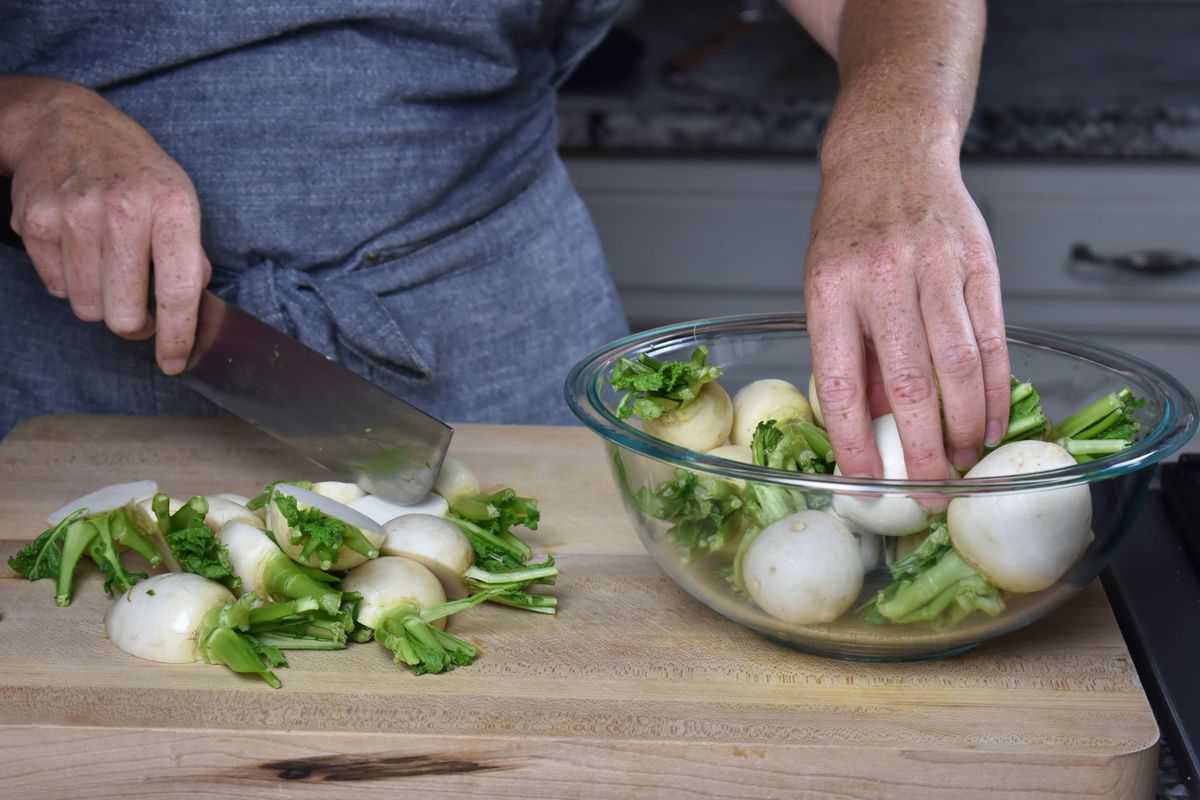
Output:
[565, 156, 1200, 448]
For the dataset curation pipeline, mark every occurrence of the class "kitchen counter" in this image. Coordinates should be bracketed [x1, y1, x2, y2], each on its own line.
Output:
[558, 0, 1200, 161]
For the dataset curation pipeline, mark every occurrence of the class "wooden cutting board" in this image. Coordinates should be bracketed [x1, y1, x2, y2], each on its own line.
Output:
[0, 415, 1158, 799]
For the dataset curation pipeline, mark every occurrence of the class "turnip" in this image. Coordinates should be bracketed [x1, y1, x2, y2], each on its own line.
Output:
[382, 514, 558, 609]
[741, 509, 864, 625]
[9, 482, 167, 606]
[341, 556, 502, 674]
[213, 492, 251, 506]
[218, 521, 345, 616]
[856, 531, 883, 572]
[266, 484, 385, 571]
[642, 381, 733, 452]
[311, 481, 366, 505]
[348, 492, 449, 526]
[609, 345, 732, 452]
[832, 414, 929, 537]
[707, 443, 754, 465]
[46, 480, 158, 526]
[434, 456, 480, 505]
[731, 379, 813, 446]
[105, 572, 337, 687]
[204, 496, 265, 531]
[948, 440, 1093, 593]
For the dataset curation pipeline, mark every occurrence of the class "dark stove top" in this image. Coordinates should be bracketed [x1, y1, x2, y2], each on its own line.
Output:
[1104, 454, 1200, 797]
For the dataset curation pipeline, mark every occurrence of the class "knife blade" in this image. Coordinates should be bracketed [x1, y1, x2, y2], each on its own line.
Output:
[182, 290, 452, 504]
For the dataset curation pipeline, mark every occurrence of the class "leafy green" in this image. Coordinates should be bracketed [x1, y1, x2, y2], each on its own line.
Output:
[246, 480, 313, 511]
[164, 526, 240, 591]
[635, 469, 744, 561]
[271, 492, 377, 570]
[608, 346, 722, 420]
[7, 511, 81, 583]
[449, 489, 539, 572]
[750, 418, 835, 475]
[375, 590, 502, 675]
[861, 522, 1005, 628]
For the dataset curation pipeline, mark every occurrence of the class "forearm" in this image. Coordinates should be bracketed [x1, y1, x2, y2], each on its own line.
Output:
[784, 0, 986, 173]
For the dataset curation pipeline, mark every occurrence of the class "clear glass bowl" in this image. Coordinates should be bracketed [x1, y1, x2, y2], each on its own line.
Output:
[565, 313, 1198, 660]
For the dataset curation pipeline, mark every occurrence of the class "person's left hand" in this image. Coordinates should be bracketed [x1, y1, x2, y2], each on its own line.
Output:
[804, 147, 1012, 483]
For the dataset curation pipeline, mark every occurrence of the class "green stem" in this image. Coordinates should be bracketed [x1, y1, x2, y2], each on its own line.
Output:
[54, 520, 99, 607]
[1053, 390, 1131, 440]
[464, 562, 558, 585]
[248, 597, 319, 626]
[485, 592, 557, 614]
[448, 517, 527, 563]
[449, 496, 498, 523]
[341, 526, 380, 559]
[171, 496, 209, 532]
[109, 509, 162, 567]
[1004, 412, 1048, 443]
[1010, 381, 1034, 405]
[264, 553, 343, 614]
[875, 551, 978, 621]
[91, 515, 137, 595]
[1061, 438, 1131, 457]
[202, 626, 282, 688]
[152, 494, 172, 536]
[249, 633, 346, 651]
[1075, 408, 1125, 441]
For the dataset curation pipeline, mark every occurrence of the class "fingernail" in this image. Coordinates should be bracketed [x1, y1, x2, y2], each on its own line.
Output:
[952, 447, 977, 473]
[986, 421, 1005, 447]
[161, 358, 186, 375]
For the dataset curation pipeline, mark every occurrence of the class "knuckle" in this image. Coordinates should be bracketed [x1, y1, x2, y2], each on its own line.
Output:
[938, 342, 981, 380]
[887, 370, 935, 407]
[816, 374, 861, 414]
[101, 185, 142, 221]
[976, 333, 1008, 363]
[155, 185, 198, 218]
[806, 262, 849, 303]
[17, 199, 61, 240]
[866, 248, 905, 283]
[62, 194, 102, 231]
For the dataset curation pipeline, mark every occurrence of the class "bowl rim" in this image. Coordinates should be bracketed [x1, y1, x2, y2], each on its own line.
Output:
[564, 312, 1199, 495]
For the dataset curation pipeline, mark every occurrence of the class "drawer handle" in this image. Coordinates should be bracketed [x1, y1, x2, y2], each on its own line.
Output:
[1070, 242, 1200, 277]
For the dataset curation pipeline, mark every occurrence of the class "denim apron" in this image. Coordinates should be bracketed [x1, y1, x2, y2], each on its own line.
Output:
[0, 1, 629, 436]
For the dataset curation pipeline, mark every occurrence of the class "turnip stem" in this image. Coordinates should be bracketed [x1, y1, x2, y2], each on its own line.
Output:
[1054, 389, 1134, 440]
[109, 509, 162, 567]
[203, 626, 282, 688]
[249, 633, 345, 651]
[875, 551, 978, 621]
[342, 527, 380, 559]
[248, 597, 319, 626]
[264, 554, 343, 614]
[1061, 438, 1131, 456]
[55, 520, 99, 607]
[465, 562, 557, 585]
[485, 593, 557, 614]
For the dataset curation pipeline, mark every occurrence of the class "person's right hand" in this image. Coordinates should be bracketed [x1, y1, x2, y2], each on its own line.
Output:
[4, 78, 210, 374]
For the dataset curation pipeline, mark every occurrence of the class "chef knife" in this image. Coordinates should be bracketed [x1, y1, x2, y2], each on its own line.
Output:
[182, 290, 452, 504]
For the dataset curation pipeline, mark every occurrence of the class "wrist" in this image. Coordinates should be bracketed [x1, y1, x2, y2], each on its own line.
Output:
[819, 109, 964, 183]
[0, 77, 93, 172]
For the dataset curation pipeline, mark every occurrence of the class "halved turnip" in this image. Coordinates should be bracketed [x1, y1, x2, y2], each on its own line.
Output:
[832, 415, 929, 537]
[380, 514, 475, 597]
[46, 480, 158, 526]
[349, 492, 449, 527]
[741, 509, 864, 625]
[266, 484, 385, 571]
[948, 440, 1093, 593]
[204, 496, 264, 531]
[311, 481, 366, 505]
[434, 456, 480, 505]
[213, 492, 252, 506]
[218, 521, 343, 615]
[731, 379, 813, 446]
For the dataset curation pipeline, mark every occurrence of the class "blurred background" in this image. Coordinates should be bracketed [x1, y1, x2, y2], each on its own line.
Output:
[555, 0, 1200, 410]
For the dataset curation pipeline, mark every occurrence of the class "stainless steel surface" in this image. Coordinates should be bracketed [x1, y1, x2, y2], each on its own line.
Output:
[183, 291, 452, 504]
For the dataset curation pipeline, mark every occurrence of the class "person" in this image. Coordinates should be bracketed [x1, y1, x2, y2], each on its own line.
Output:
[0, 0, 1009, 483]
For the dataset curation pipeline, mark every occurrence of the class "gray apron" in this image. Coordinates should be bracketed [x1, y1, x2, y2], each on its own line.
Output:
[0, 1, 629, 435]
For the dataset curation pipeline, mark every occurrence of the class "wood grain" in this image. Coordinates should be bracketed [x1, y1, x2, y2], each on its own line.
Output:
[0, 415, 1159, 799]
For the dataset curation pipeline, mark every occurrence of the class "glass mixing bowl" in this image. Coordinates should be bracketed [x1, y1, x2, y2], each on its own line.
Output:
[565, 313, 1198, 660]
